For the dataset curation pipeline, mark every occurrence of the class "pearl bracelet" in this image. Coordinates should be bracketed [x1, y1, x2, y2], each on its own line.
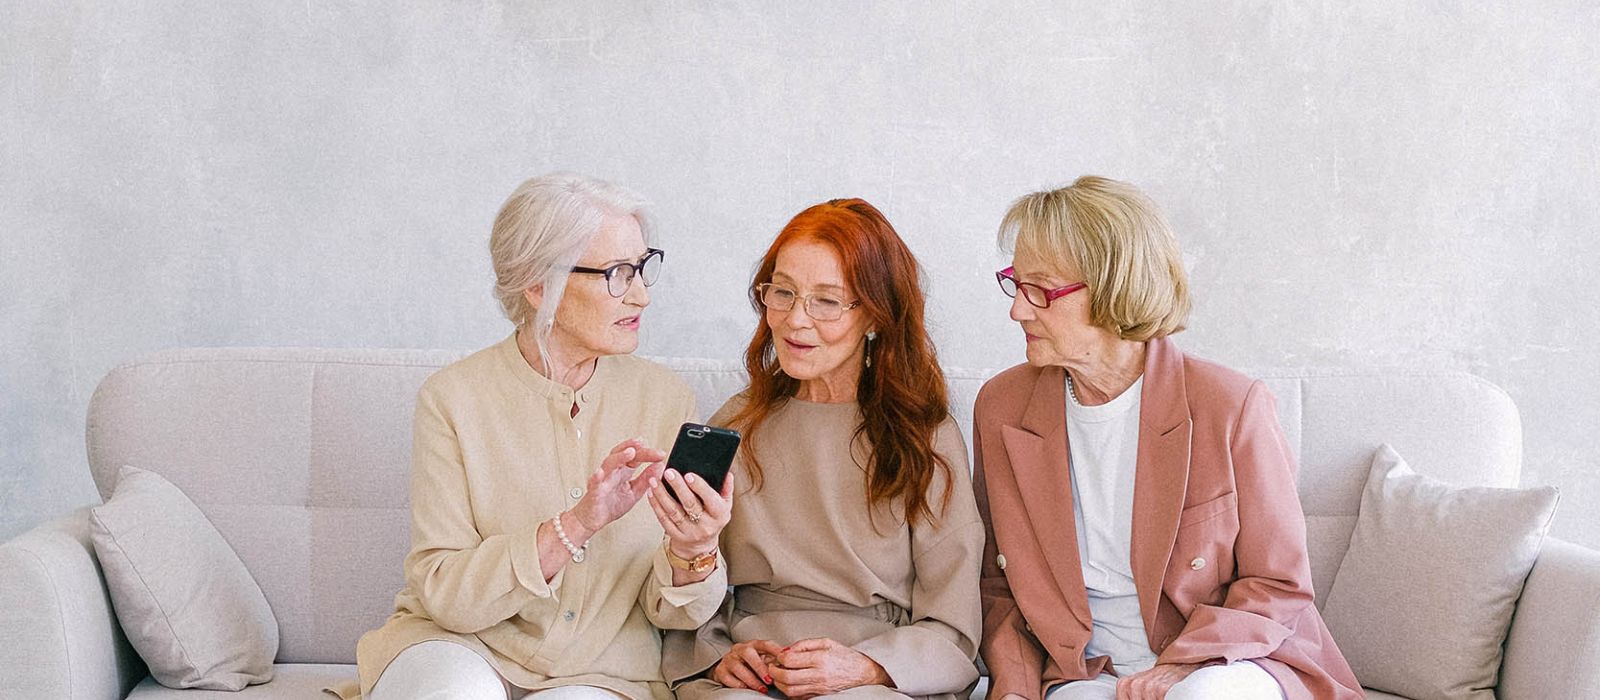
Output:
[552, 512, 588, 563]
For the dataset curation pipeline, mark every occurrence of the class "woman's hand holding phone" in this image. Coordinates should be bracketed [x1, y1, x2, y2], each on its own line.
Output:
[646, 465, 734, 562]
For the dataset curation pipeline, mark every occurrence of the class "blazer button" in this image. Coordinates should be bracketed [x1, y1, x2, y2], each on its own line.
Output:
[996, 554, 1008, 570]
[1190, 557, 1206, 570]
[569, 487, 583, 500]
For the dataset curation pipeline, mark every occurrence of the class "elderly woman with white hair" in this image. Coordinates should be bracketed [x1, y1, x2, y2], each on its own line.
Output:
[330, 173, 734, 700]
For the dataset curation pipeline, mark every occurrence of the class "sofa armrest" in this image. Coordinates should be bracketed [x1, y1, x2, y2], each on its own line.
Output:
[1499, 537, 1600, 700]
[0, 507, 146, 700]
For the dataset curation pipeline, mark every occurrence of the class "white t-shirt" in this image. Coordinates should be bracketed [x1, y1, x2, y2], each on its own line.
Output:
[1065, 374, 1156, 675]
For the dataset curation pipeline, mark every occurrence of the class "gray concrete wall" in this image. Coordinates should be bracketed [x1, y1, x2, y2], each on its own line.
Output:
[3, 2, 1597, 546]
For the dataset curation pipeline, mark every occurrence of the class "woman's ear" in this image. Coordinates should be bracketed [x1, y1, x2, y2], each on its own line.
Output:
[523, 284, 545, 313]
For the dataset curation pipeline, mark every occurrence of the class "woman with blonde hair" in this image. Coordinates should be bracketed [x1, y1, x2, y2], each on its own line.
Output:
[973, 176, 1361, 700]
[332, 173, 733, 700]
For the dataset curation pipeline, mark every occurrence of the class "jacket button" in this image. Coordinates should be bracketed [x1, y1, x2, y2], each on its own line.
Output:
[569, 487, 583, 500]
[997, 554, 1008, 570]
[1190, 557, 1206, 570]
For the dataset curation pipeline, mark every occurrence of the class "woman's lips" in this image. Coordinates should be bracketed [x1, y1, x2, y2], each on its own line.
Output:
[1024, 332, 1043, 342]
[783, 339, 816, 352]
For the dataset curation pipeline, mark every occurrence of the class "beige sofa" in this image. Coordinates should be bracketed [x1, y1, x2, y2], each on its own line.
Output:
[2, 347, 1597, 699]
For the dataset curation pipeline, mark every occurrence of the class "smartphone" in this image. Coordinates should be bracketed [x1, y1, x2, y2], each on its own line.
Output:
[665, 422, 740, 501]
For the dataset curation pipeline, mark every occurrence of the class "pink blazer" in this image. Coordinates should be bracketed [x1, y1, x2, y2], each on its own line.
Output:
[972, 337, 1362, 700]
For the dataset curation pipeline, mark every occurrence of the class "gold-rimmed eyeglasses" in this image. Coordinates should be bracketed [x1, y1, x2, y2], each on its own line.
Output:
[755, 282, 861, 321]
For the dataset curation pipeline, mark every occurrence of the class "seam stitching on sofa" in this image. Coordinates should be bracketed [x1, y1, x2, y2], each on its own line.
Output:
[114, 357, 455, 371]
[307, 364, 322, 517]
[1297, 376, 1307, 462]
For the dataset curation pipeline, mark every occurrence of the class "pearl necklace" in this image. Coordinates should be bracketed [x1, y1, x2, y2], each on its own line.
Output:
[1067, 372, 1081, 405]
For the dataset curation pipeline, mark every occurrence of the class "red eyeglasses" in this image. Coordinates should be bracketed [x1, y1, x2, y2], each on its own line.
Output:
[995, 266, 1087, 308]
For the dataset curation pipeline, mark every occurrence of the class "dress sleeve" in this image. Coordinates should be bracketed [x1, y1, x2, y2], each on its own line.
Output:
[852, 422, 985, 696]
[404, 381, 564, 634]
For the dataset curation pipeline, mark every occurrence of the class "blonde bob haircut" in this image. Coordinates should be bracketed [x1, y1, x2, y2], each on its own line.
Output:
[490, 172, 655, 369]
[998, 175, 1190, 341]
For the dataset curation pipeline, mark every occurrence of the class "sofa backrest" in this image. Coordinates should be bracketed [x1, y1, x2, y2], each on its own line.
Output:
[86, 348, 1522, 664]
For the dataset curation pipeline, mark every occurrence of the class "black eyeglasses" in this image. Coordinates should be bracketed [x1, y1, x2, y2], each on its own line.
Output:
[571, 248, 664, 298]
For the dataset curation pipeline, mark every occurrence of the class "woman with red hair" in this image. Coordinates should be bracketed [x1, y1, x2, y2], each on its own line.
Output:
[661, 199, 983, 700]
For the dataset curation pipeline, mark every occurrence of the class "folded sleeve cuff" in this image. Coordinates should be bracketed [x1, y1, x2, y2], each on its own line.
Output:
[1155, 604, 1290, 665]
[648, 547, 729, 627]
[509, 526, 563, 598]
[853, 627, 978, 696]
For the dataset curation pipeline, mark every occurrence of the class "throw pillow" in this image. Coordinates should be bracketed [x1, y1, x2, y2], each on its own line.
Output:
[90, 465, 278, 690]
[1322, 444, 1558, 699]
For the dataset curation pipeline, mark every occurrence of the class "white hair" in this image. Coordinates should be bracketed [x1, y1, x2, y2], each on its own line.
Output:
[490, 172, 655, 371]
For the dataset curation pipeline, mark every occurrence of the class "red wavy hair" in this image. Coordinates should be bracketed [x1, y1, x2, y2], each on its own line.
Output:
[725, 199, 954, 528]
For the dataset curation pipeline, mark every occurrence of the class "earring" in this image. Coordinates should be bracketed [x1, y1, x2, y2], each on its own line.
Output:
[865, 331, 877, 368]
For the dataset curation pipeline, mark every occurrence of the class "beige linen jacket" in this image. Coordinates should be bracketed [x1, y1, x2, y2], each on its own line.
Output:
[329, 335, 728, 700]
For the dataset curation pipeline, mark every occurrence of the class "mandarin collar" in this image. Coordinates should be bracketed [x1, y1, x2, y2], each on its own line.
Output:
[495, 331, 610, 404]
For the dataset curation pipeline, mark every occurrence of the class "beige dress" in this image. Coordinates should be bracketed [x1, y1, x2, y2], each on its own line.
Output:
[662, 395, 984, 700]
[329, 334, 728, 700]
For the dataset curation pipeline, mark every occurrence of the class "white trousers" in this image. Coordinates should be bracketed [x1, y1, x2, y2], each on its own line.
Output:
[1044, 661, 1285, 700]
[368, 641, 623, 700]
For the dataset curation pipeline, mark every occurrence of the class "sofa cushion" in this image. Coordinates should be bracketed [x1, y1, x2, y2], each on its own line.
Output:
[90, 466, 279, 690]
[1322, 445, 1558, 700]
[126, 664, 356, 699]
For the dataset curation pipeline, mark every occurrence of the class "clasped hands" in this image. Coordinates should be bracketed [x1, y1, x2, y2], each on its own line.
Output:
[713, 638, 891, 699]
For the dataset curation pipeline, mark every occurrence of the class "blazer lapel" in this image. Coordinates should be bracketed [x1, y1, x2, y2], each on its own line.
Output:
[1000, 365, 1093, 632]
[1130, 337, 1193, 636]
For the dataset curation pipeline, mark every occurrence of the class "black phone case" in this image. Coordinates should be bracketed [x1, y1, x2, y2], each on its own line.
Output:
[665, 422, 740, 494]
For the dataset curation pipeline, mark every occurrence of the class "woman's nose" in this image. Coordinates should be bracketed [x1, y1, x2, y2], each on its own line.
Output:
[623, 274, 650, 307]
[1008, 292, 1033, 323]
[783, 303, 814, 329]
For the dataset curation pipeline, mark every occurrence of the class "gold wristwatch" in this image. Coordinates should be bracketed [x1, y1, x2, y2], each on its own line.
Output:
[663, 541, 718, 573]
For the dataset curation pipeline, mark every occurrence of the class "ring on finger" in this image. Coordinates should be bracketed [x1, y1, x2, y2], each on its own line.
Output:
[686, 509, 703, 523]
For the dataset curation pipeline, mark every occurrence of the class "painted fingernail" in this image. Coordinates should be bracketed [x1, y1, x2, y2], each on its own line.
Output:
[764, 676, 773, 684]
